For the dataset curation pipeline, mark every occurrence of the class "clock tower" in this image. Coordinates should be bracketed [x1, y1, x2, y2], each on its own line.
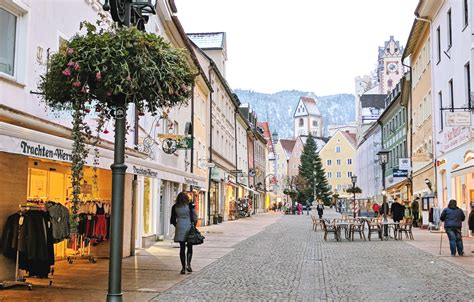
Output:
[377, 36, 403, 94]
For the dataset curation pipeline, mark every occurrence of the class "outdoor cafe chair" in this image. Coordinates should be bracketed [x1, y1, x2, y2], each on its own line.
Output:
[397, 218, 414, 240]
[311, 215, 322, 231]
[367, 221, 382, 241]
[321, 219, 339, 241]
[350, 220, 366, 241]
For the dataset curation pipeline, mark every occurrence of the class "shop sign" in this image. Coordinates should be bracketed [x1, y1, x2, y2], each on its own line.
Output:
[176, 137, 192, 149]
[211, 167, 222, 181]
[184, 177, 198, 186]
[19, 140, 73, 162]
[393, 169, 408, 178]
[132, 165, 158, 178]
[443, 126, 471, 153]
[445, 111, 471, 127]
[399, 158, 410, 170]
[437, 158, 446, 167]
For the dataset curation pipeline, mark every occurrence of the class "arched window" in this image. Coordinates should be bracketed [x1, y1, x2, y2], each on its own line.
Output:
[299, 118, 304, 126]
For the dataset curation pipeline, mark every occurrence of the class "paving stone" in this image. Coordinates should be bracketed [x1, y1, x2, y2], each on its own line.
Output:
[152, 213, 474, 301]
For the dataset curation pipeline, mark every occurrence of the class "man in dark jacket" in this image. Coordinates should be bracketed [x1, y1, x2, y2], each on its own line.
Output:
[390, 198, 405, 223]
[411, 198, 420, 227]
[440, 199, 465, 256]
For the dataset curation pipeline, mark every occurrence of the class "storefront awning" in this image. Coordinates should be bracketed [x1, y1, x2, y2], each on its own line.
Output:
[451, 159, 474, 177]
[240, 184, 256, 193]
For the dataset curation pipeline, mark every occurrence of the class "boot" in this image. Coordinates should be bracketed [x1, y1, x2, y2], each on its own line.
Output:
[186, 253, 193, 272]
[180, 267, 186, 274]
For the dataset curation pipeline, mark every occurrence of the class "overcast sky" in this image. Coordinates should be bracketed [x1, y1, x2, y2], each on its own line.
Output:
[175, 0, 417, 96]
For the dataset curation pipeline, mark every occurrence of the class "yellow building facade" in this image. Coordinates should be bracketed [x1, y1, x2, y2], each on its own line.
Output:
[320, 131, 356, 198]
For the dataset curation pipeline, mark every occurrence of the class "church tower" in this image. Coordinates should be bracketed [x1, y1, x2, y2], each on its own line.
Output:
[293, 96, 323, 138]
[377, 36, 404, 94]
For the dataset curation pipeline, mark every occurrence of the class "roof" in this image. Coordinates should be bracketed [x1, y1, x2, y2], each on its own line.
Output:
[402, 19, 429, 60]
[300, 96, 321, 116]
[257, 122, 274, 152]
[299, 135, 328, 151]
[360, 94, 386, 109]
[340, 131, 357, 147]
[280, 139, 296, 156]
[187, 32, 225, 49]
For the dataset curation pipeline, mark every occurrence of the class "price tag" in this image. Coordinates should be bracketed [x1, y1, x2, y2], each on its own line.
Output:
[19, 216, 24, 226]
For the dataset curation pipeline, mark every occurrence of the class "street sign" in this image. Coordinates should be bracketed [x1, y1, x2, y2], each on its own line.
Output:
[445, 111, 471, 127]
[393, 169, 408, 177]
[229, 170, 243, 175]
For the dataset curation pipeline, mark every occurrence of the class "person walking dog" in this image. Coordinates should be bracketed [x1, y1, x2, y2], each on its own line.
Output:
[170, 192, 197, 274]
[440, 199, 465, 256]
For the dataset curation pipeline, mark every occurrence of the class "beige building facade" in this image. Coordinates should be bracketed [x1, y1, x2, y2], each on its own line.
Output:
[320, 131, 356, 198]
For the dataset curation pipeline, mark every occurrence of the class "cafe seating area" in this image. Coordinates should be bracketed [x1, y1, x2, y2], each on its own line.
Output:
[312, 215, 415, 242]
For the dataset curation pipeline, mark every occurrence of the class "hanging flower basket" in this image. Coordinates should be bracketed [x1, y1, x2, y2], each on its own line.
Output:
[39, 21, 194, 116]
[38, 21, 195, 232]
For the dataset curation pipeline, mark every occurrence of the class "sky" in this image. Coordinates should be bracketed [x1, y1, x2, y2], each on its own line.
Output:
[175, 0, 418, 96]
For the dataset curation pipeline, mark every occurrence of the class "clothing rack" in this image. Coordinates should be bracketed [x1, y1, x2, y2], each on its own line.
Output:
[0, 204, 53, 290]
[66, 233, 96, 264]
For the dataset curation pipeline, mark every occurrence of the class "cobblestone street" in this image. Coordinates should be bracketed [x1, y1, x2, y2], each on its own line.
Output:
[153, 212, 474, 301]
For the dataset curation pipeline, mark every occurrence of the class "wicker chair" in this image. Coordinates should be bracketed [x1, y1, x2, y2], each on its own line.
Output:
[367, 221, 382, 241]
[397, 218, 414, 240]
[321, 219, 339, 241]
[350, 221, 366, 241]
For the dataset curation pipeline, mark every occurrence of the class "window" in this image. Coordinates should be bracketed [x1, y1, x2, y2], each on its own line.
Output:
[327, 159, 332, 166]
[336, 172, 341, 178]
[436, 26, 441, 63]
[347, 158, 352, 165]
[466, 62, 471, 109]
[439, 91, 444, 130]
[463, 0, 469, 27]
[0, 8, 16, 76]
[348, 171, 352, 178]
[327, 172, 332, 178]
[336, 159, 341, 165]
[336, 184, 342, 191]
[335, 146, 341, 153]
[447, 9, 452, 48]
[299, 118, 304, 126]
[312, 120, 317, 127]
[449, 79, 454, 110]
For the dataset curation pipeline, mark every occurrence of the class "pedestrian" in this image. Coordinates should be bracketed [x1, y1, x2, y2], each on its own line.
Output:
[440, 199, 465, 256]
[170, 192, 197, 274]
[297, 202, 303, 215]
[411, 197, 420, 227]
[469, 204, 474, 236]
[316, 201, 324, 219]
[372, 203, 380, 217]
[390, 198, 405, 223]
[306, 201, 311, 215]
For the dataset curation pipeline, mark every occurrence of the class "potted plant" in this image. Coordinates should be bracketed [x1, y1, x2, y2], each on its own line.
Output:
[212, 214, 219, 224]
[38, 20, 194, 231]
[217, 214, 223, 223]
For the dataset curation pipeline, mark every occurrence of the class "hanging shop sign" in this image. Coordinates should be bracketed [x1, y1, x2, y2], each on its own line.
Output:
[211, 167, 222, 182]
[442, 126, 471, 153]
[398, 158, 410, 171]
[445, 111, 471, 127]
[176, 137, 192, 149]
[393, 169, 408, 178]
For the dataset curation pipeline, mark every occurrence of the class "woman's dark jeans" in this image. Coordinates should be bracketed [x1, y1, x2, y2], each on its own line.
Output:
[445, 227, 464, 255]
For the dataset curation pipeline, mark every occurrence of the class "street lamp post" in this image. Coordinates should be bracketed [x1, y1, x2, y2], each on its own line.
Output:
[351, 175, 357, 218]
[101, 1, 156, 301]
[377, 150, 389, 236]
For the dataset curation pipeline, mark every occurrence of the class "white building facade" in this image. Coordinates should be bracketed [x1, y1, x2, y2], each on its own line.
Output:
[417, 0, 474, 233]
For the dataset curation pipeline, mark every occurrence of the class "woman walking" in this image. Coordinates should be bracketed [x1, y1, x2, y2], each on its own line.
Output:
[440, 199, 465, 256]
[170, 192, 197, 274]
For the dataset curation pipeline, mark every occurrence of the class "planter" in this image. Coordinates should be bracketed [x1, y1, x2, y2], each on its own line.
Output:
[217, 215, 223, 223]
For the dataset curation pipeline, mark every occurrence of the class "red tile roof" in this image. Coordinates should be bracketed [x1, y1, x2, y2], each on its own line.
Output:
[340, 131, 357, 147]
[280, 139, 296, 155]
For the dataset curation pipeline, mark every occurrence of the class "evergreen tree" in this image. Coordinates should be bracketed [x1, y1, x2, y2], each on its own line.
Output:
[298, 134, 332, 205]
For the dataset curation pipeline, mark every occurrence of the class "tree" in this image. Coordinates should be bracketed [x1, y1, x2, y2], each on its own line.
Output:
[298, 134, 332, 205]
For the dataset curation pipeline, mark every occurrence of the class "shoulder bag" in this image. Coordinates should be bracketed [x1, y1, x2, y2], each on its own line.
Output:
[187, 204, 205, 245]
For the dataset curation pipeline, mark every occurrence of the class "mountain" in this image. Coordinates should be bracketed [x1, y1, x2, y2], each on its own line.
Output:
[234, 89, 355, 139]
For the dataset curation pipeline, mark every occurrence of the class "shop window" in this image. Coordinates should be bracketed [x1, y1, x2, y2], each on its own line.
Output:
[0, 8, 16, 76]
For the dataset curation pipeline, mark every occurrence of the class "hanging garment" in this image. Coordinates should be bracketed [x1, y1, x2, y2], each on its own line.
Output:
[47, 203, 70, 242]
[94, 215, 107, 238]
